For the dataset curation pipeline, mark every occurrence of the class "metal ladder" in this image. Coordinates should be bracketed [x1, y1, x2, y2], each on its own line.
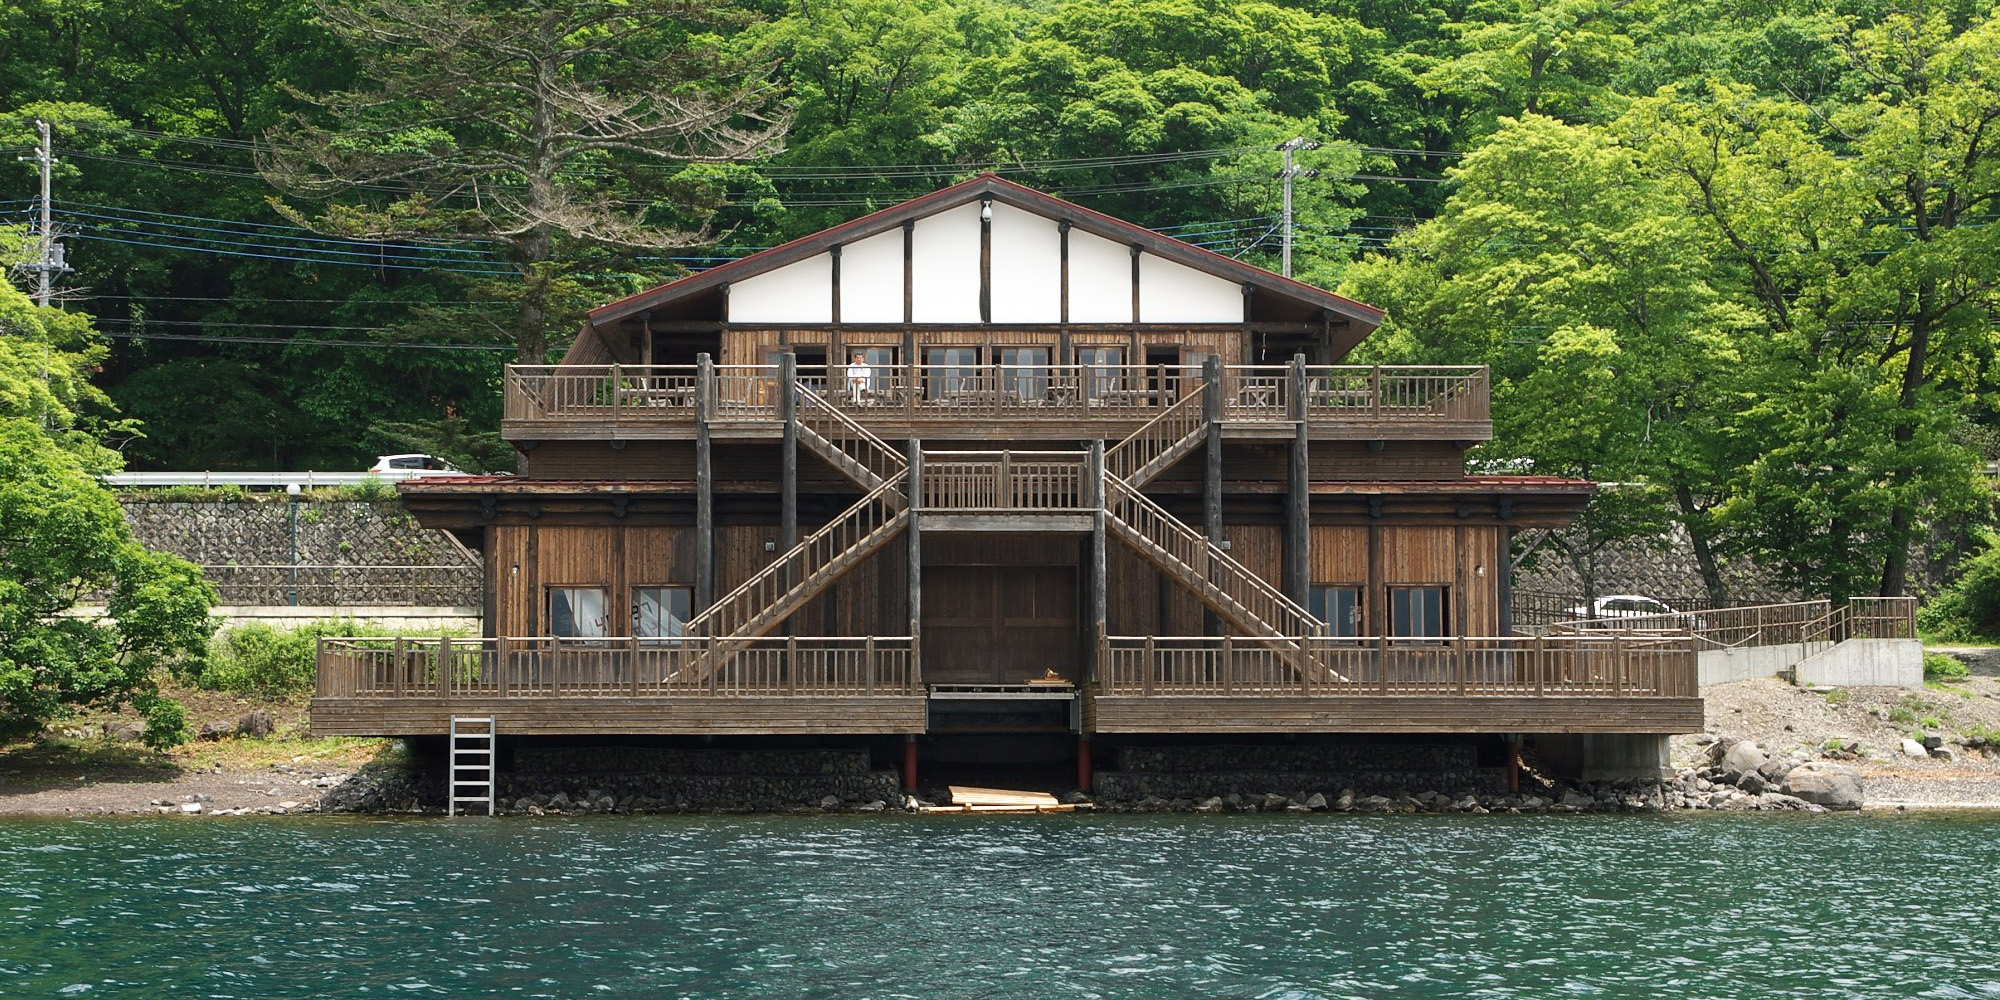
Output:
[448, 717, 497, 817]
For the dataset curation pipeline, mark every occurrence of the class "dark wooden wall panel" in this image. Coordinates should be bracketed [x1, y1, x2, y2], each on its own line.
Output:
[1309, 441, 1465, 481]
[1380, 527, 1455, 584]
[527, 442, 694, 481]
[1310, 527, 1368, 584]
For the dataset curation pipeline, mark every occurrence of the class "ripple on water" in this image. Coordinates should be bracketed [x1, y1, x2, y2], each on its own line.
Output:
[0, 813, 1997, 998]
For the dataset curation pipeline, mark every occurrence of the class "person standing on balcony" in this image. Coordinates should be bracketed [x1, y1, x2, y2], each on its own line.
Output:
[848, 351, 871, 404]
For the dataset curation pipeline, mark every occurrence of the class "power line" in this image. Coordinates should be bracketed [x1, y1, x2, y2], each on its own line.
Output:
[65, 229, 516, 275]
[56, 200, 503, 256]
[95, 328, 513, 351]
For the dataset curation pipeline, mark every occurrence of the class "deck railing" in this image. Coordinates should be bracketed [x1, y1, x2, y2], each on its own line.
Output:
[1100, 633, 1698, 698]
[1540, 597, 1917, 650]
[504, 363, 1491, 429]
[920, 450, 1091, 510]
[316, 635, 916, 698]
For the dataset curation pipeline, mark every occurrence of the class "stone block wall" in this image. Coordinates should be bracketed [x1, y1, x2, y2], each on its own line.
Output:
[120, 499, 481, 606]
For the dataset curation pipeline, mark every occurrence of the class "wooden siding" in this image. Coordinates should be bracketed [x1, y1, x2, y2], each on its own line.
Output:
[1085, 695, 1703, 734]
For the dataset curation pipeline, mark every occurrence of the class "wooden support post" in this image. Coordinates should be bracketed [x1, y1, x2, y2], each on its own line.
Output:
[907, 440, 923, 687]
[1222, 634, 1234, 694]
[1202, 354, 1223, 638]
[1142, 635, 1155, 696]
[696, 354, 715, 613]
[394, 637, 406, 698]
[1286, 353, 1310, 608]
[1077, 735, 1093, 793]
[1088, 441, 1108, 685]
[1455, 635, 1468, 696]
[903, 734, 919, 793]
[496, 635, 510, 698]
[780, 352, 799, 623]
[437, 635, 451, 696]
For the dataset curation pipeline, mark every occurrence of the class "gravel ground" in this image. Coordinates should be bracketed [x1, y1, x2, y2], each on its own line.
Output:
[0, 763, 354, 816]
[1681, 675, 2000, 809]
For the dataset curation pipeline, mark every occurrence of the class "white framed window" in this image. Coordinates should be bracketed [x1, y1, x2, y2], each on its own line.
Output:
[1390, 586, 1447, 638]
[550, 587, 609, 638]
[632, 586, 693, 643]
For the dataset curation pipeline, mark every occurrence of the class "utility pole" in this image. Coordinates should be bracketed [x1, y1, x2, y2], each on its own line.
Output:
[1274, 137, 1320, 279]
[16, 119, 64, 307]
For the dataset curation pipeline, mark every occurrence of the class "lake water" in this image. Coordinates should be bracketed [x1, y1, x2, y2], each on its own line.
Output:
[2, 813, 1997, 999]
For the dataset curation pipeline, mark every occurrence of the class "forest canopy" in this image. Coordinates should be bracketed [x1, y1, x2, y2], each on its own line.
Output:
[0, 0, 1995, 602]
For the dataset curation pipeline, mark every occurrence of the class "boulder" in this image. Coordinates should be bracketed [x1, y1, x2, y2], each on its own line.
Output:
[1303, 792, 1328, 811]
[1899, 738, 1929, 759]
[236, 711, 274, 738]
[103, 720, 147, 743]
[1756, 758, 1798, 783]
[1736, 771, 1767, 795]
[1721, 740, 1767, 775]
[196, 721, 231, 742]
[1262, 793, 1290, 812]
[1334, 789, 1355, 812]
[1781, 762, 1864, 811]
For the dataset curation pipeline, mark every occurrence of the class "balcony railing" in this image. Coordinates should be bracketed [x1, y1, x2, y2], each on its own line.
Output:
[920, 450, 1091, 511]
[503, 363, 1490, 431]
[316, 635, 916, 699]
[1535, 597, 1917, 650]
[1098, 633, 1698, 698]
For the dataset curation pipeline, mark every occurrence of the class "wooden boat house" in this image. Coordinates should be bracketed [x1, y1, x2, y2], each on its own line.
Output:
[313, 175, 1701, 787]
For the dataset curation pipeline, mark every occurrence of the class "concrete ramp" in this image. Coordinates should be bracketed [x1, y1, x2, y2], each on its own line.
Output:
[1794, 638, 1923, 688]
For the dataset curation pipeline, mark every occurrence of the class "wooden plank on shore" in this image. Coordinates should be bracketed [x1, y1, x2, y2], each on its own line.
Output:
[948, 785, 1061, 808]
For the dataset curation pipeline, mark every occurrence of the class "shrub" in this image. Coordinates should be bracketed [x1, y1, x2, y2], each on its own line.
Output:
[1919, 530, 2000, 644]
[1924, 652, 1971, 683]
[204, 621, 370, 697]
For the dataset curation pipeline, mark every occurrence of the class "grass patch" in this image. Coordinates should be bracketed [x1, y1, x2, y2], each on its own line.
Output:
[1887, 693, 1951, 729]
[1824, 688, 1852, 706]
[203, 619, 467, 698]
[1924, 651, 1972, 683]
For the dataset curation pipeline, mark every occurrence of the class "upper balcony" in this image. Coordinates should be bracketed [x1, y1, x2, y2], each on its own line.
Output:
[501, 363, 1492, 444]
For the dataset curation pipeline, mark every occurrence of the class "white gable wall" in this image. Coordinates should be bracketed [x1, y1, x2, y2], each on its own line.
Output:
[839, 228, 904, 323]
[1140, 253, 1243, 323]
[727, 252, 831, 323]
[988, 202, 1062, 323]
[910, 201, 983, 323]
[721, 199, 1254, 325]
[1067, 229, 1132, 323]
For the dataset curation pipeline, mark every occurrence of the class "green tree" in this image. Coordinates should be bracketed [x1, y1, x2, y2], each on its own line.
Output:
[0, 276, 216, 747]
[260, 0, 788, 363]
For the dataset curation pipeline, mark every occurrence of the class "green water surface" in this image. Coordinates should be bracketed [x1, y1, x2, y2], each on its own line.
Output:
[2, 812, 1996, 998]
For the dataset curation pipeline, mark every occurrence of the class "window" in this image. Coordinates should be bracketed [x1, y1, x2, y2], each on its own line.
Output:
[632, 586, 693, 643]
[999, 347, 1049, 401]
[550, 587, 609, 638]
[844, 346, 897, 401]
[1309, 586, 1362, 637]
[925, 347, 980, 400]
[1078, 346, 1125, 399]
[1389, 587, 1447, 638]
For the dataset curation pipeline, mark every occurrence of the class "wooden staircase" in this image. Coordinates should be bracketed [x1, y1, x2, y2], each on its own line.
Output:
[1105, 382, 1207, 489]
[1101, 477, 1329, 679]
[796, 386, 907, 494]
[679, 471, 911, 681]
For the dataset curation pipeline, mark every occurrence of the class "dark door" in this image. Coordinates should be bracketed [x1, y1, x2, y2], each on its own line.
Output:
[922, 565, 1077, 685]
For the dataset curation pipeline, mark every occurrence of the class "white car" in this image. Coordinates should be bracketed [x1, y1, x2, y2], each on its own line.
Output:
[1561, 594, 1681, 625]
[367, 454, 465, 477]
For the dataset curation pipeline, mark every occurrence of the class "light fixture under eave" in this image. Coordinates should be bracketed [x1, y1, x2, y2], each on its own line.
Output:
[980, 199, 992, 222]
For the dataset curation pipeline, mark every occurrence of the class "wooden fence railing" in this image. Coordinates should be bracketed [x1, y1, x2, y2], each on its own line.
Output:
[504, 363, 1491, 428]
[1539, 597, 1917, 650]
[316, 635, 916, 699]
[920, 450, 1091, 510]
[1099, 633, 1698, 698]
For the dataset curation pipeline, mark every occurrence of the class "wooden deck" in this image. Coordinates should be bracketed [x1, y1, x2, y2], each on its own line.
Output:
[501, 363, 1493, 442]
[312, 632, 1701, 737]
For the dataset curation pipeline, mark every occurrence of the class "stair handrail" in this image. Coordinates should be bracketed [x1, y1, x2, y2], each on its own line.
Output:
[1105, 381, 1208, 486]
[682, 470, 910, 642]
[1103, 475, 1325, 640]
[795, 381, 908, 488]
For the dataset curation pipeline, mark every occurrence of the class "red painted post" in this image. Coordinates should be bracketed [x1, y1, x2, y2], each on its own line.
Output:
[902, 734, 919, 793]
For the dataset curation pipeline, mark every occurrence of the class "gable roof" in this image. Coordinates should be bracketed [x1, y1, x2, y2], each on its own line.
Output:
[588, 173, 1385, 329]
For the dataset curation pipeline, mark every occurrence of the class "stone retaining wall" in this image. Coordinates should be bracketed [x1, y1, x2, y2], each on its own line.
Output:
[1095, 741, 1507, 801]
[120, 499, 481, 606]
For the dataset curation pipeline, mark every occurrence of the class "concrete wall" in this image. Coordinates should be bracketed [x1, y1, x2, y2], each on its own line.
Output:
[1698, 643, 1811, 687]
[212, 605, 481, 633]
[1795, 638, 1923, 688]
